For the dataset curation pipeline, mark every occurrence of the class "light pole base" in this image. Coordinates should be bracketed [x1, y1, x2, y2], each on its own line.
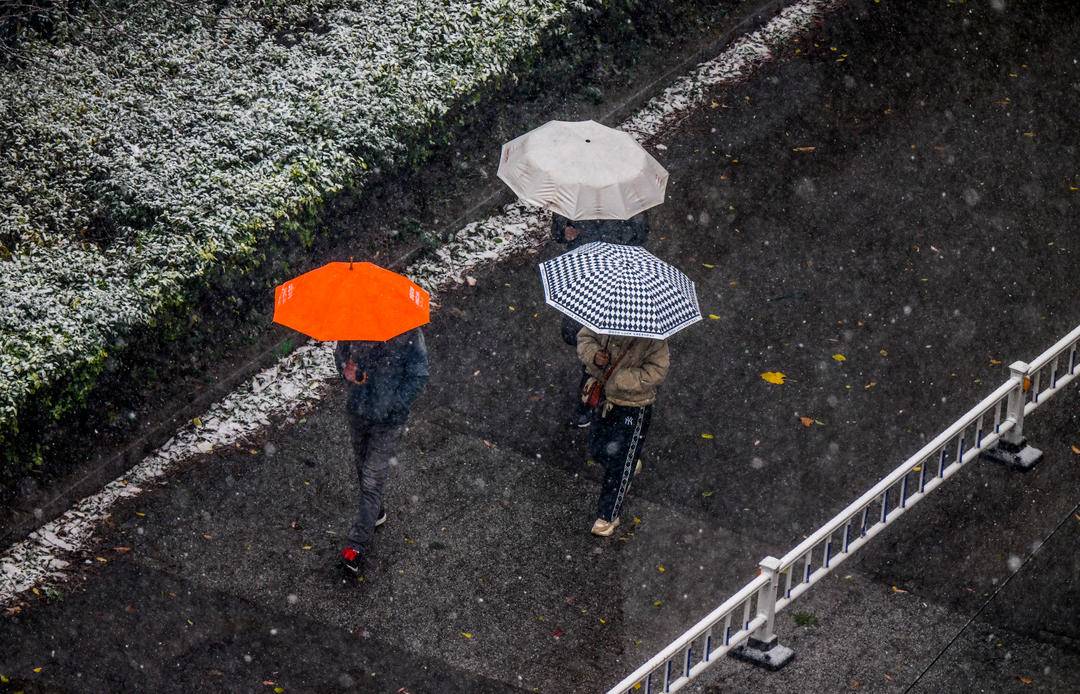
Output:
[981, 439, 1043, 471]
[732, 636, 794, 671]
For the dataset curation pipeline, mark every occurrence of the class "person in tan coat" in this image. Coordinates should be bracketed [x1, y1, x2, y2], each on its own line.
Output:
[576, 327, 670, 536]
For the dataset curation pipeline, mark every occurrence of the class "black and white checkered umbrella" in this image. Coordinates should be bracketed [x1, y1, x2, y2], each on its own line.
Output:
[538, 242, 702, 339]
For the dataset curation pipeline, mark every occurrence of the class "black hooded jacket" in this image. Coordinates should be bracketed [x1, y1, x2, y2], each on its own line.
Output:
[334, 328, 429, 426]
[550, 213, 649, 249]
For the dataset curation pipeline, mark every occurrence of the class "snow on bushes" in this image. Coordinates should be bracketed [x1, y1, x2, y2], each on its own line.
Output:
[0, 0, 588, 471]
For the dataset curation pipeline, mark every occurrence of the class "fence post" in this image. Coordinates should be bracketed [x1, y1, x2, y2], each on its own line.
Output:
[981, 361, 1043, 471]
[732, 556, 794, 671]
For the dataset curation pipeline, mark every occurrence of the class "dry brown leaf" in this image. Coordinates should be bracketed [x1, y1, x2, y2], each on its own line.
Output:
[793, 146, 817, 153]
[799, 416, 814, 428]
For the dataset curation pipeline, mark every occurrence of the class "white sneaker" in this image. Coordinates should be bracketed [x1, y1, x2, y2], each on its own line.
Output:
[591, 517, 620, 537]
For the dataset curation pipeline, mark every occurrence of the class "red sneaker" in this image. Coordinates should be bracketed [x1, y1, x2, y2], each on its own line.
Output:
[340, 546, 362, 574]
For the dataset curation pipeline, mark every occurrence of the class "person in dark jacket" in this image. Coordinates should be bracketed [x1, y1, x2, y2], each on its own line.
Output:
[552, 212, 649, 426]
[334, 327, 429, 575]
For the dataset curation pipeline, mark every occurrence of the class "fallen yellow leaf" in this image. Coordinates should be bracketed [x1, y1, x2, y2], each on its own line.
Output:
[275, 688, 286, 694]
[864, 381, 877, 390]
[657, 565, 666, 573]
[799, 416, 814, 428]
[461, 632, 474, 639]
[700, 433, 714, 439]
[599, 617, 607, 624]
[879, 349, 888, 357]
[1023, 131, 1035, 138]
[708, 314, 720, 320]
[990, 358, 1003, 366]
[702, 490, 714, 498]
[95, 557, 108, 563]
[891, 585, 908, 594]
[653, 600, 663, 608]
[34, 667, 43, 673]
[632, 516, 642, 525]
[761, 371, 786, 384]
[832, 354, 846, 362]
[702, 263, 716, 269]
[301, 545, 313, 550]
[192, 417, 203, 427]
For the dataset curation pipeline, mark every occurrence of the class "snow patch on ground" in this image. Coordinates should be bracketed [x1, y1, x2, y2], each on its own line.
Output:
[0, 0, 844, 607]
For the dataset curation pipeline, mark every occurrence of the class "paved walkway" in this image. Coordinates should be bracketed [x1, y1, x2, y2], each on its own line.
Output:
[2, 1, 1080, 691]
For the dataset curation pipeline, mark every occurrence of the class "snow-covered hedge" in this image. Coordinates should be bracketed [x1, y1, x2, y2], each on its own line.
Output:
[0, 0, 602, 474]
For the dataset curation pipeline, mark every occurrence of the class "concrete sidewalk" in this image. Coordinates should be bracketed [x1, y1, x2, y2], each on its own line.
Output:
[2, 0, 1080, 691]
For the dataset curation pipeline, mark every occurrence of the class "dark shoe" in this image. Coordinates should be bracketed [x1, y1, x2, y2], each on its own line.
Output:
[571, 407, 593, 428]
[375, 508, 387, 528]
[340, 546, 363, 574]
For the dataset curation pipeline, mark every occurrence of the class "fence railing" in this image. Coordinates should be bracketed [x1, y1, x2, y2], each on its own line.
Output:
[607, 322, 1080, 694]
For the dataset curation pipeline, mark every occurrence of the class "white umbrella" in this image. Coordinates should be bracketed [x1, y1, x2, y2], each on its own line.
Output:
[498, 120, 668, 221]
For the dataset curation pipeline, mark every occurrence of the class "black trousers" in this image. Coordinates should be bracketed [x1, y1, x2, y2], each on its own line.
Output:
[589, 403, 652, 522]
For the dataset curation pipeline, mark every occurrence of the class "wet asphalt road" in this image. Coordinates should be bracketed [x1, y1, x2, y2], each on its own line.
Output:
[2, 1, 1080, 692]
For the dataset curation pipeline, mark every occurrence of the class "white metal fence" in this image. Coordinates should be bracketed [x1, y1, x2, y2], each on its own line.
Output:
[607, 323, 1080, 694]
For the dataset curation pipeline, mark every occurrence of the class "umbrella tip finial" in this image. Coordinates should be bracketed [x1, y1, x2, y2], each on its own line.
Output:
[349, 256, 354, 270]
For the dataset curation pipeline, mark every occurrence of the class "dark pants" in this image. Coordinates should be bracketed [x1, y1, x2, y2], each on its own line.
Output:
[561, 315, 583, 346]
[589, 403, 652, 522]
[346, 412, 401, 552]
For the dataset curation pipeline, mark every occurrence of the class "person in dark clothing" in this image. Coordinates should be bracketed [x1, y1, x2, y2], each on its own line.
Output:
[551, 212, 650, 426]
[334, 328, 429, 575]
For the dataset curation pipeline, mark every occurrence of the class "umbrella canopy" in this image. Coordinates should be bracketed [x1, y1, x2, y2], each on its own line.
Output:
[538, 242, 701, 339]
[273, 261, 429, 342]
[498, 120, 668, 221]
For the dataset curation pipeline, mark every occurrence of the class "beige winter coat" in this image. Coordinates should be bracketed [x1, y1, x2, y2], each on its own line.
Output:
[576, 328, 670, 407]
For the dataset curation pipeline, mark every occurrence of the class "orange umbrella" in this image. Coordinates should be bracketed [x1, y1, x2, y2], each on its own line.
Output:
[273, 261, 429, 341]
